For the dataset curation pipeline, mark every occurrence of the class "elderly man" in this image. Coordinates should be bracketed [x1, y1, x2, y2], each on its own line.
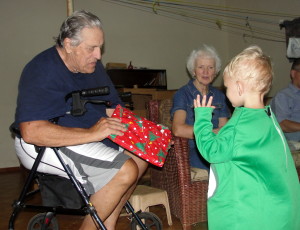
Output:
[271, 59, 300, 143]
[14, 10, 147, 230]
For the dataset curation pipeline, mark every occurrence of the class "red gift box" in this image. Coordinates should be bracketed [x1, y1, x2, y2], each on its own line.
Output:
[108, 105, 171, 167]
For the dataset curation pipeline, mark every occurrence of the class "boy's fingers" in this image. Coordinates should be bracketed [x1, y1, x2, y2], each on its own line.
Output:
[197, 94, 201, 107]
[194, 95, 215, 108]
[202, 95, 207, 106]
[207, 96, 213, 107]
[194, 94, 200, 108]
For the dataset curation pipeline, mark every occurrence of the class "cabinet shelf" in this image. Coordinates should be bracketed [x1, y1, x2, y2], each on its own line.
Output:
[107, 69, 167, 89]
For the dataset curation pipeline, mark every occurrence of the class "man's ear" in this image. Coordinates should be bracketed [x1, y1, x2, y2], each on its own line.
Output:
[290, 69, 296, 81]
[64, 38, 73, 53]
[236, 81, 243, 96]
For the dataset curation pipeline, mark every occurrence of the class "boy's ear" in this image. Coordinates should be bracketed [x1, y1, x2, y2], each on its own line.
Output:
[236, 81, 243, 96]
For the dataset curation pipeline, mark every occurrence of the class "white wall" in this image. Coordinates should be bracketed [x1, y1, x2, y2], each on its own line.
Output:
[75, 0, 229, 89]
[1, 0, 66, 168]
[0, 0, 298, 168]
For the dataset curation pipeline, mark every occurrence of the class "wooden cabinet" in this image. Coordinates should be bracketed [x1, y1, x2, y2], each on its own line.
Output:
[118, 88, 177, 118]
[107, 68, 175, 117]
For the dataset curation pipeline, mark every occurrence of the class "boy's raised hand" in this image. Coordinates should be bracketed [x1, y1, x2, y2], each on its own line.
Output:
[194, 94, 215, 108]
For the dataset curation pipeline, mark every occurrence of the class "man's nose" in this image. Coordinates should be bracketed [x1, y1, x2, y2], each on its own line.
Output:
[94, 47, 101, 60]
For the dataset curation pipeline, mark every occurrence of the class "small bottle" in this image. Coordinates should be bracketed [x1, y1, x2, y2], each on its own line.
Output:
[128, 61, 133, 69]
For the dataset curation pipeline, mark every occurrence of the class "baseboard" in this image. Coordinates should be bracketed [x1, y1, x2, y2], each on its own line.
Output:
[0, 166, 21, 173]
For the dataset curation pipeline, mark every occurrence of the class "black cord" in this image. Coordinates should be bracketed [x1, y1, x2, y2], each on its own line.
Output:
[19, 138, 65, 173]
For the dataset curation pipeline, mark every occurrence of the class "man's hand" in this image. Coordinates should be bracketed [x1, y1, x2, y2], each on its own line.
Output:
[90, 117, 127, 141]
[193, 94, 215, 108]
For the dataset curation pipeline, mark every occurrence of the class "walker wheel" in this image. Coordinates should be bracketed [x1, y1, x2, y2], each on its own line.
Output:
[130, 212, 162, 230]
[27, 213, 59, 230]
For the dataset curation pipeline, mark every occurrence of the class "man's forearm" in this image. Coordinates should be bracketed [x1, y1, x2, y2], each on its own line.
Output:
[280, 119, 300, 133]
[19, 120, 96, 147]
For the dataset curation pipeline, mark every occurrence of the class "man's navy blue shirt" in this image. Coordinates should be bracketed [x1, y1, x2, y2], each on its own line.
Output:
[15, 46, 123, 149]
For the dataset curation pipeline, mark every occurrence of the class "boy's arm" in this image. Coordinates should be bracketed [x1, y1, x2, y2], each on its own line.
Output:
[194, 107, 235, 163]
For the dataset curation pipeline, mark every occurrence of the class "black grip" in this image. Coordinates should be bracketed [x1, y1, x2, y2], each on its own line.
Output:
[80, 87, 110, 97]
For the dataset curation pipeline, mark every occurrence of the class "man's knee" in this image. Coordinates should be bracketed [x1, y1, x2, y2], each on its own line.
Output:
[118, 158, 139, 185]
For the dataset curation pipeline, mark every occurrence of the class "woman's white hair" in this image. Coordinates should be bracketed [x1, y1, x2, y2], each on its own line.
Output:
[186, 44, 221, 78]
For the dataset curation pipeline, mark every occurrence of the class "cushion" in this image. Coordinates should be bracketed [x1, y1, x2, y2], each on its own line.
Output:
[288, 140, 300, 151]
[190, 167, 209, 181]
[292, 150, 300, 167]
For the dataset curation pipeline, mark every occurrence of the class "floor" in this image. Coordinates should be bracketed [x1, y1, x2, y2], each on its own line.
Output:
[0, 170, 208, 230]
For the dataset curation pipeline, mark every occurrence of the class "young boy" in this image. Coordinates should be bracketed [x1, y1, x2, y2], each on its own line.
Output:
[193, 46, 300, 230]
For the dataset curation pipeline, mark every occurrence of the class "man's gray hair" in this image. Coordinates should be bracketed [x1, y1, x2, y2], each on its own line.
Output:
[55, 10, 103, 47]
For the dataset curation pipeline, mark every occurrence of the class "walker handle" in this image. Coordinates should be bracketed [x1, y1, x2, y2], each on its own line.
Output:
[80, 86, 110, 97]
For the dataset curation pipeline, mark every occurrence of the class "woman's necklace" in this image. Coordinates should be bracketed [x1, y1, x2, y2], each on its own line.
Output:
[193, 79, 208, 96]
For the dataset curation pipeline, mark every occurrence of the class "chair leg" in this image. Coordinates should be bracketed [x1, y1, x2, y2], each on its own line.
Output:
[9, 147, 46, 230]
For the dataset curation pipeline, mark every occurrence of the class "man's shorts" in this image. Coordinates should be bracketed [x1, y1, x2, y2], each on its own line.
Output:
[15, 137, 130, 195]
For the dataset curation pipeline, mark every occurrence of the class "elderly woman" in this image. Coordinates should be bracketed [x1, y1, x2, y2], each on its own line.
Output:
[170, 45, 230, 170]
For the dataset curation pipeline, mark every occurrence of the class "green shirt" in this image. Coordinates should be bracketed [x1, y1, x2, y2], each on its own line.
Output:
[194, 106, 300, 230]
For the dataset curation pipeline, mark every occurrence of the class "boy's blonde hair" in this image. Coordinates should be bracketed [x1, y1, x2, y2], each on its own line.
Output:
[223, 45, 273, 94]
